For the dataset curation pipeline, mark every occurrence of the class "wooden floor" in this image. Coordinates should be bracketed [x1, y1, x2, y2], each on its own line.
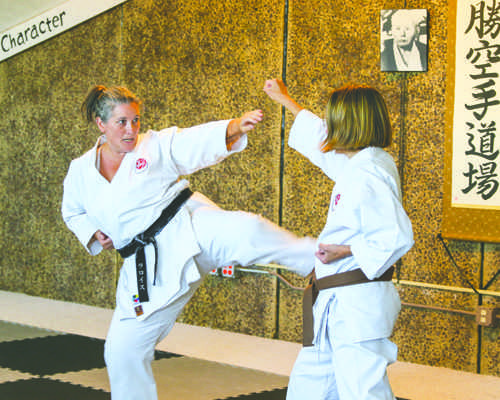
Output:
[1, 290, 499, 400]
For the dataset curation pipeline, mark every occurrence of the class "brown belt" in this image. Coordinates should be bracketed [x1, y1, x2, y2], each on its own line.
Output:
[302, 266, 394, 347]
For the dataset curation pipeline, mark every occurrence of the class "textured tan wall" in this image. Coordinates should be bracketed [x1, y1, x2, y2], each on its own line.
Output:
[0, 0, 499, 376]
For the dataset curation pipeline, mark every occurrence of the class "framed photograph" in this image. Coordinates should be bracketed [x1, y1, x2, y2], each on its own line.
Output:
[380, 9, 428, 72]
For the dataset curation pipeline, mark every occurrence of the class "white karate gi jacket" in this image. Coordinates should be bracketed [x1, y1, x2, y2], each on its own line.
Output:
[289, 110, 414, 346]
[62, 120, 244, 320]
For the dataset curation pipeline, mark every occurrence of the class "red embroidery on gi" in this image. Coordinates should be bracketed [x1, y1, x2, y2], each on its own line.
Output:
[136, 158, 148, 171]
[335, 194, 341, 205]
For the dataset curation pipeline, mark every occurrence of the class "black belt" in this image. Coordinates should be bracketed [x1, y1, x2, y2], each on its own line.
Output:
[302, 266, 394, 347]
[117, 188, 193, 304]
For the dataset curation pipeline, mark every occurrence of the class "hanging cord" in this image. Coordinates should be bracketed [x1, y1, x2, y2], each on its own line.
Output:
[237, 267, 305, 291]
[437, 233, 480, 295]
[267, 270, 305, 291]
[484, 267, 500, 290]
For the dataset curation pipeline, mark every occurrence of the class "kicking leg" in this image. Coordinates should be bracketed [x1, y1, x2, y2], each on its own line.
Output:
[188, 194, 316, 276]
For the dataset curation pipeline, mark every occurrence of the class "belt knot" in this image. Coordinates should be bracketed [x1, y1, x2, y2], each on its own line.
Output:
[116, 188, 193, 304]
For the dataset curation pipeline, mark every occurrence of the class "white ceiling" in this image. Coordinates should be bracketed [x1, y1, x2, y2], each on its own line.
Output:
[0, 0, 65, 32]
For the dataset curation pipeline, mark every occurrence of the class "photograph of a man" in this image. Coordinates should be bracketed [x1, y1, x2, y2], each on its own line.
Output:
[380, 9, 428, 72]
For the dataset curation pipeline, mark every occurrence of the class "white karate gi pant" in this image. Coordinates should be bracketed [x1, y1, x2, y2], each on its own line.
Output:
[286, 335, 397, 400]
[104, 194, 316, 400]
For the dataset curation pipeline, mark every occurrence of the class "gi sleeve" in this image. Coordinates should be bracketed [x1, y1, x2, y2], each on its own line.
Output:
[349, 177, 414, 279]
[167, 120, 248, 176]
[61, 161, 102, 255]
[288, 109, 348, 181]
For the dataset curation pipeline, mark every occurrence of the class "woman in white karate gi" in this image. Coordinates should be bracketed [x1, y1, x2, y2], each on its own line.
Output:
[264, 79, 414, 400]
[61, 85, 316, 400]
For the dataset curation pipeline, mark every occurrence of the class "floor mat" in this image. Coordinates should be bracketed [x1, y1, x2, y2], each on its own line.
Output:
[0, 378, 111, 400]
[0, 321, 408, 399]
[0, 321, 290, 400]
[0, 332, 178, 375]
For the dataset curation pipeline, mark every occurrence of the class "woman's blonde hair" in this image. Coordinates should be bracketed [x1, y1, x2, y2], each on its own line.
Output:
[81, 85, 142, 123]
[321, 84, 392, 152]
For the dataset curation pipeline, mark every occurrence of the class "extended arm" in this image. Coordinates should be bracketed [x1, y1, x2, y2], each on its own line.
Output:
[263, 79, 347, 181]
[170, 110, 263, 176]
[225, 109, 263, 150]
[263, 79, 303, 116]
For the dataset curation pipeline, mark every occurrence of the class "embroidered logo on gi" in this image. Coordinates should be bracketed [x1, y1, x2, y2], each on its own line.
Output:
[135, 158, 148, 173]
[330, 193, 341, 213]
[132, 294, 140, 304]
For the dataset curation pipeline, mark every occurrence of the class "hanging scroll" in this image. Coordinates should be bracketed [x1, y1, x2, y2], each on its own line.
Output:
[443, 0, 500, 242]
